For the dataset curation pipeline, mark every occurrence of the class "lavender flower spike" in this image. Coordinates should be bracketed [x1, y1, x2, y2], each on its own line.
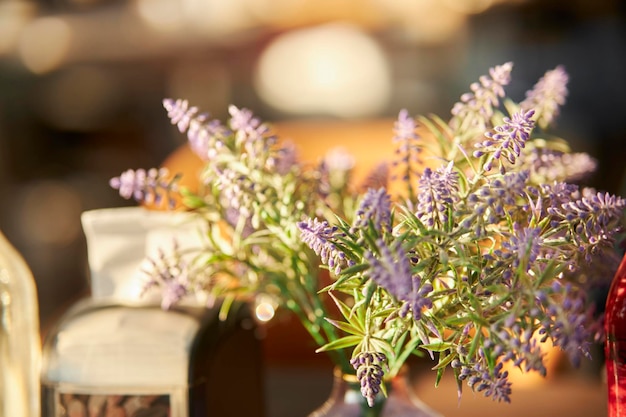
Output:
[393, 109, 419, 145]
[352, 188, 392, 234]
[163, 98, 228, 160]
[228, 104, 275, 147]
[163, 98, 204, 133]
[520, 65, 569, 129]
[450, 62, 513, 131]
[110, 167, 178, 208]
[392, 109, 421, 196]
[416, 162, 459, 227]
[350, 352, 388, 407]
[474, 109, 536, 173]
[298, 218, 349, 275]
[365, 239, 412, 300]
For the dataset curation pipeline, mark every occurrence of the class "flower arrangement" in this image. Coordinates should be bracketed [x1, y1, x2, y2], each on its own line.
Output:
[111, 62, 625, 406]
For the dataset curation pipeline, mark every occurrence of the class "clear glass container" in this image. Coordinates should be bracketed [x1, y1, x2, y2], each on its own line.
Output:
[41, 299, 264, 417]
[309, 367, 441, 417]
[606, 253, 626, 417]
[0, 230, 41, 417]
[40, 207, 265, 417]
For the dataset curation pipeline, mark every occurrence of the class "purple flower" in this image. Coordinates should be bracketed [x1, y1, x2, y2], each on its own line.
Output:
[416, 162, 459, 227]
[271, 141, 300, 176]
[163, 98, 228, 160]
[317, 148, 356, 199]
[350, 351, 387, 407]
[228, 105, 277, 152]
[461, 171, 531, 234]
[298, 218, 350, 274]
[520, 149, 597, 182]
[161, 279, 189, 310]
[537, 283, 600, 367]
[141, 243, 193, 310]
[352, 188, 392, 234]
[450, 62, 513, 131]
[393, 109, 419, 145]
[500, 226, 543, 271]
[490, 320, 547, 376]
[520, 66, 569, 129]
[547, 190, 626, 260]
[365, 239, 412, 299]
[399, 275, 433, 321]
[474, 109, 536, 173]
[163, 98, 205, 133]
[392, 109, 422, 191]
[214, 167, 254, 218]
[110, 168, 178, 208]
[457, 358, 512, 403]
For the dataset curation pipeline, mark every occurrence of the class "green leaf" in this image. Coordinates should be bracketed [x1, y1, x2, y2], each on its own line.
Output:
[315, 335, 362, 352]
[432, 351, 456, 370]
[420, 340, 453, 352]
[325, 318, 363, 336]
[435, 367, 445, 387]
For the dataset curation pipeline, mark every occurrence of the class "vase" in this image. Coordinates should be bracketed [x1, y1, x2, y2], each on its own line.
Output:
[308, 367, 441, 417]
[0, 230, 41, 417]
[606, 253, 626, 417]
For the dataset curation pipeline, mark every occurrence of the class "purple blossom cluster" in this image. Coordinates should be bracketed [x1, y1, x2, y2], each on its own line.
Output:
[536, 282, 600, 367]
[163, 98, 228, 160]
[520, 148, 597, 183]
[109, 63, 626, 409]
[351, 188, 392, 234]
[461, 171, 531, 235]
[501, 226, 543, 271]
[228, 105, 278, 167]
[141, 243, 193, 310]
[520, 65, 569, 129]
[109, 168, 179, 208]
[474, 109, 536, 173]
[450, 62, 513, 131]
[415, 162, 459, 228]
[214, 166, 257, 219]
[392, 109, 422, 195]
[350, 351, 388, 407]
[547, 190, 626, 261]
[489, 321, 547, 376]
[483, 226, 543, 287]
[298, 218, 351, 275]
[364, 239, 433, 320]
[454, 358, 512, 403]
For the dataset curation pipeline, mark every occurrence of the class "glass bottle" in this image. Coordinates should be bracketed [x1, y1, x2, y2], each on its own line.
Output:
[0, 230, 41, 417]
[40, 207, 265, 417]
[606, 253, 626, 417]
[308, 366, 441, 417]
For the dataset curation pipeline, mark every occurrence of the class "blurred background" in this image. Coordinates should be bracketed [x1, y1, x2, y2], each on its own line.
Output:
[0, 0, 624, 413]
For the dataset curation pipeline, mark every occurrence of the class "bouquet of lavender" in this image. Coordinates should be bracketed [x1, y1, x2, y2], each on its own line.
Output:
[111, 62, 625, 405]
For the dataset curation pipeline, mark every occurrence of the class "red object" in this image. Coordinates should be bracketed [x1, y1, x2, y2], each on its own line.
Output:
[606, 254, 626, 417]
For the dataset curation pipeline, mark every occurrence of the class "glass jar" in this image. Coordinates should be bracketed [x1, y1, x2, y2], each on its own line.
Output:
[0, 230, 41, 417]
[308, 367, 441, 417]
[606, 253, 626, 417]
[40, 207, 265, 417]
